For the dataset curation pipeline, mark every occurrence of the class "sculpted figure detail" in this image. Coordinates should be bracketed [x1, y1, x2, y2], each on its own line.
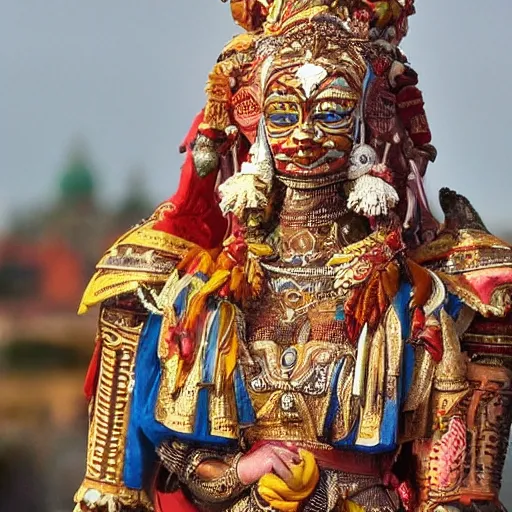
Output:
[74, 2, 512, 512]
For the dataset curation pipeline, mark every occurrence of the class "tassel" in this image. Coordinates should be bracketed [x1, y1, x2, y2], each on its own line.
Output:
[184, 270, 231, 331]
[215, 302, 239, 394]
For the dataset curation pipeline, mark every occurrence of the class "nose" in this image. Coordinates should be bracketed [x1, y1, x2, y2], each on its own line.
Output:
[291, 122, 314, 146]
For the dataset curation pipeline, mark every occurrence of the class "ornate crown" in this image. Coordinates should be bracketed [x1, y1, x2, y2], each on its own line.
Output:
[226, 0, 415, 43]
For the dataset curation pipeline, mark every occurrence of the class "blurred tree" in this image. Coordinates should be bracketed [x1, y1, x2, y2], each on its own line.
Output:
[59, 143, 96, 207]
[115, 166, 153, 229]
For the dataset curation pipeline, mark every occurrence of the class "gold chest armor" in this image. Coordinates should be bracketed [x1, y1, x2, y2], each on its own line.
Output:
[243, 262, 357, 448]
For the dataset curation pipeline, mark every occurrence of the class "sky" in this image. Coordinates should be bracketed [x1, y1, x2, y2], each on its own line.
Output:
[1, 0, 512, 236]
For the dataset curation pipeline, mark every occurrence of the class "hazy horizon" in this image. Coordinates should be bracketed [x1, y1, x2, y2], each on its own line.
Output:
[2, 1, 512, 238]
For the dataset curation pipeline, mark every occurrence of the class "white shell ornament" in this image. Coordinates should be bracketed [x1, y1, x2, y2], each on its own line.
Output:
[348, 144, 378, 179]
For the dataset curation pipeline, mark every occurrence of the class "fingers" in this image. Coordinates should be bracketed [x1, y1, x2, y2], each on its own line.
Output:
[282, 442, 299, 452]
[237, 443, 303, 486]
[270, 452, 294, 485]
[272, 446, 300, 467]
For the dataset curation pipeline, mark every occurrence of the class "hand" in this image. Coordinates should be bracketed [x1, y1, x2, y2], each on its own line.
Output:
[237, 443, 300, 486]
[257, 449, 320, 512]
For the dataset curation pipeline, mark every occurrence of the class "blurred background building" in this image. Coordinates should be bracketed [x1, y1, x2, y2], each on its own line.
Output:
[0, 145, 152, 512]
[2, 1, 512, 511]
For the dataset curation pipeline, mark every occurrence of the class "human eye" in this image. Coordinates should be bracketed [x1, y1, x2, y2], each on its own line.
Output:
[313, 111, 347, 123]
[313, 100, 355, 127]
[265, 101, 300, 130]
[268, 112, 300, 127]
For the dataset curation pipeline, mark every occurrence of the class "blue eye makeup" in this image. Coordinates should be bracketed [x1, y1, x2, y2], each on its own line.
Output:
[312, 111, 348, 123]
[268, 112, 300, 127]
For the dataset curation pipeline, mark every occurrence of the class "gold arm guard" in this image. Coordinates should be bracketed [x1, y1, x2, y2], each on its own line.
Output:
[414, 311, 512, 511]
[74, 306, 153, 511]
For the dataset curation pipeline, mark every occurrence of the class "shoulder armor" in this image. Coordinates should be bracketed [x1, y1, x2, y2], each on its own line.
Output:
[79, 214, 196, 314]
[413, 189, 512, 317]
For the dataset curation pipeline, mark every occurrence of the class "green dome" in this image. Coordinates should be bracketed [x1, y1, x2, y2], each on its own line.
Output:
[59, 150, 95, 202]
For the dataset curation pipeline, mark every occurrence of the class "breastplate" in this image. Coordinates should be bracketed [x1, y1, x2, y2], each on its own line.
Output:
[243, 261, 356, 448]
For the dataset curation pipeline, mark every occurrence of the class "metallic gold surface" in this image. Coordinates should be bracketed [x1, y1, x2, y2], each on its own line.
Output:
[76, 307, 147, 509]
[413, 229, 512, 268]
[79, 220, 190, 313]
[435, 310, 469, 393]
[244, 339, 344, 447]
[74, 478, 153, 510]
[356, 325, 385, 446]
[155, 307, 239, 439]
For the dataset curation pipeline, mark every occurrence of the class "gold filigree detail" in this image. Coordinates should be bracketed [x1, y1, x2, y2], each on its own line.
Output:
[356, 324, 385, 446]
[79, 220, 192, 314]
[245, 340, 346, 446]
[81, 308, 143, 494]
[74, 478, 153, 511]
[332, 355, 356, 441]
[434, 310, 469, 393]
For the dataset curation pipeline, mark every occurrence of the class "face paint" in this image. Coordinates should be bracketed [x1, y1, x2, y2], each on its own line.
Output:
[264, 66, 361, 178]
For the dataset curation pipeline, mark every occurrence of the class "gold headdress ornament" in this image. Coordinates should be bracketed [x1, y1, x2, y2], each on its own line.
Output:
[226, 0, 415, 39]
[203, 0, 415, 134]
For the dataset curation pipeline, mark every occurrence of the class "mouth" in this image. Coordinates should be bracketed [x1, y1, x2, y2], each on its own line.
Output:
[275, 149, 347, 172]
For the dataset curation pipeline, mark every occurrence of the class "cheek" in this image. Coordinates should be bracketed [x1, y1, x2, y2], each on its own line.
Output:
[323, 133, 354, 153]
[267, 136, 287, 156]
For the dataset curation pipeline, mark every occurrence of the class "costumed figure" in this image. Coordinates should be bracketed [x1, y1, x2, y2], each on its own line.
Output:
[73, 2, 512, 511]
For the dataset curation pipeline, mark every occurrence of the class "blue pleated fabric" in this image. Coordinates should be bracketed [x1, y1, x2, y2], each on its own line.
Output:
[330, 282, 414, 453]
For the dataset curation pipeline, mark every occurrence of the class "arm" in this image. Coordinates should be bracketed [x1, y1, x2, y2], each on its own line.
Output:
[413, 307, 512, 512]
[74, 302, 153, 512]
[155, 441, 309, 510]
[156, 442, 247, 506]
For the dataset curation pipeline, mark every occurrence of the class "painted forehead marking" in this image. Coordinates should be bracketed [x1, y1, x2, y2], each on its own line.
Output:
[295, 63, 328, 99]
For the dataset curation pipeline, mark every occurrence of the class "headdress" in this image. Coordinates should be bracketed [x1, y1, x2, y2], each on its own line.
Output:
[201, 0, 436, 243]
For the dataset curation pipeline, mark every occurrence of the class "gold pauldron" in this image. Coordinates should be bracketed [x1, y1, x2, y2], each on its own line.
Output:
[79, 219, 190, 314]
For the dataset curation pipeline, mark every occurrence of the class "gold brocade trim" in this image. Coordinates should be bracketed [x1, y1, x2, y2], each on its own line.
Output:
[356, 325, 385, 446]
[210, 388, 239, 439]
[79, 270, 169, 314]
[106, 220, 194, 257]
[403, 348, 434, 413]
[439, 272, 510, 318]
[244, 389, 331, 449]
[155, 308, 239, 439]
[412, 229, 512, 266]
[386, 306, 403, 379]
[83, 309, 143, 490]
[463, 333, 512, 346]
[400, 348, 435, 443]
[155, 335, 203, 435]
[435, 310, 468, 392]
[74, 479, 153, 510]
[332, 356, 356, 441]
[78, 220, 194, 314]
[245, 340, 347, 447]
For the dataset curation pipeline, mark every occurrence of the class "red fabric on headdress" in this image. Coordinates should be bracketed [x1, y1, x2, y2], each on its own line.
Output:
[396, 86, 431, 146]
[153, 111, 228, 249]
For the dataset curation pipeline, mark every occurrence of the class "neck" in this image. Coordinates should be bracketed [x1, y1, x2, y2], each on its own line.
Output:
[275, 179, 370, 265]
[279, 181, 346, 228]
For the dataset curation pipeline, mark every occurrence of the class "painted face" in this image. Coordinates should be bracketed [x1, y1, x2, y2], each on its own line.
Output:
[263, 63, 361, 178]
